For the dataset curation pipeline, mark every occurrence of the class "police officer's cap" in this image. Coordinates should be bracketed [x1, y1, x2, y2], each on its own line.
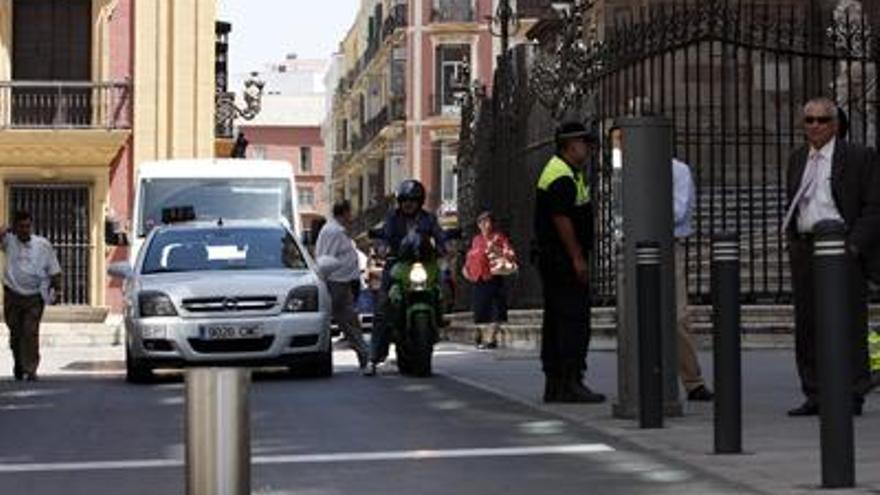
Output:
[555, 121, 598, 146]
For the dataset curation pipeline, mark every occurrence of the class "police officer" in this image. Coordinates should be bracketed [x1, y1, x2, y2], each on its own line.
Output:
[535, 121, 606, 403]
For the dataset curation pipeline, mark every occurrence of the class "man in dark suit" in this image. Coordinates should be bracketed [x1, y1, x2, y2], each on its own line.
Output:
[784, 97, 880, 417]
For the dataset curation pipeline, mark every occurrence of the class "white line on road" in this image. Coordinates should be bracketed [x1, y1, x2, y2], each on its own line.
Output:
[0, 444, 614, 474]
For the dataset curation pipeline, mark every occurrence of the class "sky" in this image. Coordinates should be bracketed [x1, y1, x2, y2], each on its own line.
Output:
[218, 0, 360, 77]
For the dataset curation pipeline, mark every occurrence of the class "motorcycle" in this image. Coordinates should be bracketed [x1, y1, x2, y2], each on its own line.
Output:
[371, 228, 450, 377]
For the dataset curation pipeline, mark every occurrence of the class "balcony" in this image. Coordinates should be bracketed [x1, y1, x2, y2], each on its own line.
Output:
[382, 4, 408, 38]
[515, 0, 553, 18]
[0, 81, 133, 169]
[431, 93, 462, 117]
[431, 1, 476, 23]
[0, 81, 132, 130]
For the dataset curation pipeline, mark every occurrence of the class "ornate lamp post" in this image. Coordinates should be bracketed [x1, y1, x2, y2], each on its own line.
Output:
[216, 71, 266, 140]
[487, 0, 521, 58]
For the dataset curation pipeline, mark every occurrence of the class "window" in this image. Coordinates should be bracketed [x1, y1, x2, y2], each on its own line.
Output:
[250, 145, 267, 159]
[298, 187, 315, 209]
[440, 142, 458, 209]
[300, 147, 313, 173]
[435, 44, 470, 115]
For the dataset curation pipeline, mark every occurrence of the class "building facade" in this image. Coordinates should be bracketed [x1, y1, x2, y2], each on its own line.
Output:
[239, 57, 330, 239]
[326, 0, 546, 233]
[0, 0, 217, 316]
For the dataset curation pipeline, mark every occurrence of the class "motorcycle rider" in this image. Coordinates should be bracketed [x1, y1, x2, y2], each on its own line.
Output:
[366, 179, 446, 376]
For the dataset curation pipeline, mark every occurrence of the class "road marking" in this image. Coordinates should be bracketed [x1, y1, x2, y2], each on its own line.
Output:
[0, 444, 614, 473]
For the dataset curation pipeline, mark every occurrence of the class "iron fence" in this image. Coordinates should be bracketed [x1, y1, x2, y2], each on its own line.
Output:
[458, 0, 879, 308]
[0, 81, 131, 130]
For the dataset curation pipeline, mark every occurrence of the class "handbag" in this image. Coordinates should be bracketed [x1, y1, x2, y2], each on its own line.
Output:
[487, 235, 518, 276]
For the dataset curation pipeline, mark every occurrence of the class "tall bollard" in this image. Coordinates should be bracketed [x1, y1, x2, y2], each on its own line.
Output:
[186, 368, 251, 495]
[711, 233, 742, 454]
[637, 241, 663, 429]
[813, 221, 855, 489]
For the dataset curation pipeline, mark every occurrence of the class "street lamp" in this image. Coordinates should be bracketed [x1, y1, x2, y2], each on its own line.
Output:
[216, 71, 266, 139]
[487, 0, 521, 57]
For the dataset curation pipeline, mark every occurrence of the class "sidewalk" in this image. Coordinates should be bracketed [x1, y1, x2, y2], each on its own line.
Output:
[437, 344, 880, 495]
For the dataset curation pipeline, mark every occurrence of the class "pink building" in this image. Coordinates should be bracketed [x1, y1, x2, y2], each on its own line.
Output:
[326, 0, 545, 231]
[240, 122, 328, 238]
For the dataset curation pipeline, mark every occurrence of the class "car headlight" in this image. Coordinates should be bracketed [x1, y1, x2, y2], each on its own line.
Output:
[139, 291, 178, 317]
[409, 263, 429, 291]
[284, 286, 319, 313]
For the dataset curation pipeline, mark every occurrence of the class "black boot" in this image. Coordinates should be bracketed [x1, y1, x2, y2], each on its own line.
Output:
[543, 372, 563, 403]
[558, 368, 606, 404]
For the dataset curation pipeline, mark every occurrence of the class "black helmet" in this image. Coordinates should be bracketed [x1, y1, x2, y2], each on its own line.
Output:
[396, 179, 426, 207]
[555, 121, 598, 149]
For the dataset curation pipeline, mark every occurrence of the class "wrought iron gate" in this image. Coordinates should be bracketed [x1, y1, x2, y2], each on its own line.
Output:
[458, 0, 879, 307]
[8, 185, 91, 305]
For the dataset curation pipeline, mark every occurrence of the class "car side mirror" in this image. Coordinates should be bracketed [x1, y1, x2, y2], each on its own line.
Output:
[107, 261, 134, 279]
[315, 255, 341, 280]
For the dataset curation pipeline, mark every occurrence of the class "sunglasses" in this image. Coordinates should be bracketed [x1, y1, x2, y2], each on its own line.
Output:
[804, 116, 834, 125]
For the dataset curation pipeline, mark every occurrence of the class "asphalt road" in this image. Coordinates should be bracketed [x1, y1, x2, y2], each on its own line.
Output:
[0, 347, 753, 495]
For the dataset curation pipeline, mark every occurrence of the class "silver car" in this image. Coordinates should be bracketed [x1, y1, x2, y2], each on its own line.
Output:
[108, 221, 333, 383]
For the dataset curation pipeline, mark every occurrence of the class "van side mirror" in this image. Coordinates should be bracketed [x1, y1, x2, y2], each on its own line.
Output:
[105, 219, 129, 247]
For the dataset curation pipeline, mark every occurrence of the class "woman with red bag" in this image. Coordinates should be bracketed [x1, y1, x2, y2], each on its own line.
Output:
[462, 211, 517, 349]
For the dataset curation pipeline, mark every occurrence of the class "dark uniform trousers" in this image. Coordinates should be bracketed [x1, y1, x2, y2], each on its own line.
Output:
[4, 287, 45, 376]
[539, 260, 591, 374]
[789, 237, 872, 401]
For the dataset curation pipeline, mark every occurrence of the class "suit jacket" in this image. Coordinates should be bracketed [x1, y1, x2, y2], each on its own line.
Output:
[786, 140, 880, 283]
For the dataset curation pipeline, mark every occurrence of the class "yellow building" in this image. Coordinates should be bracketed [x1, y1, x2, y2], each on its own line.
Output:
[0, 0, 216, 317]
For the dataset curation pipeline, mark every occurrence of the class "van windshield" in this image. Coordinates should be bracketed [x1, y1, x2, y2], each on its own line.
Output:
[138, 178, 292, 236]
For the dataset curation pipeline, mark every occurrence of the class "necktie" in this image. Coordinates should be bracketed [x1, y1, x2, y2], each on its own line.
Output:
[781, 152, 821, 233]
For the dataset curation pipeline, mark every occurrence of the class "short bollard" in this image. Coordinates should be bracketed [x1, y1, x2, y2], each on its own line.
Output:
[813, 221, 855, 489]
[186, 368, 251, 495]
[711, 233, 742, 454]
[636, 241, 663, 429]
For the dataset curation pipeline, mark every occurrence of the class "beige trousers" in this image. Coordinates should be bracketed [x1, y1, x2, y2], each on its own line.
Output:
[676, 241, 706, 392]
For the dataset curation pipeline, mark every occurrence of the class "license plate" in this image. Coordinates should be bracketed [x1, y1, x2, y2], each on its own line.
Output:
[199, 324, 262, 340]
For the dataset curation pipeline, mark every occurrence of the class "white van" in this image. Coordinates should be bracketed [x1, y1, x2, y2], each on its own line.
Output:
[131, 159, 300, 261]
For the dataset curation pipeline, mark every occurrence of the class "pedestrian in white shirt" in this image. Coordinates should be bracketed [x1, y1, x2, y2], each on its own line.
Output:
[315, 201, 370, 373]
[1, 211, 62, 381]
[673, 159, 714, 401]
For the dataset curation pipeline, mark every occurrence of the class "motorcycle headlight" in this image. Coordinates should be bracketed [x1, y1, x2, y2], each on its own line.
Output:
[284, 286, 319, 313]
[139, 291, 178, 317]
[409, 263, 429, 290]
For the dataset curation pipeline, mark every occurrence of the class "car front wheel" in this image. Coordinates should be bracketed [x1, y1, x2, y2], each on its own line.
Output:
[125, 345, 154, 384]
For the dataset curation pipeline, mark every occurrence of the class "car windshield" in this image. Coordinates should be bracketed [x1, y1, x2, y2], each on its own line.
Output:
[138, 178, 293, 236]
[142, 227, 308, 274]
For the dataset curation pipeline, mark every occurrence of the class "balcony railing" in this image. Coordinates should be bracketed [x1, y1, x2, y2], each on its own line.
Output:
[515, 0, 553, 18]
[382, 4, 408, 38]
[431, 1, 475, 23]
[0, 81, 132, 130]
[431, 93, 462, 117]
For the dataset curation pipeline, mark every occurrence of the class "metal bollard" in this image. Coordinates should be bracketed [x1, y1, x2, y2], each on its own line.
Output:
[186, 368, 251, 495]
[813, 221, 855, 489]
[711, 233, 742, 454]
[636, 241, 663, 429]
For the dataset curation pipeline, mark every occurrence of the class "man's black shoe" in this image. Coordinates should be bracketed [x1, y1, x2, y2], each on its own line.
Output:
[788, 401, 819, 417]
[22, 373, 38, 382]
[562, 371, 606, 404]
[13, 367, 23, 381]
[687, 385, 714, 402]
[543, 373, 563, 403]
